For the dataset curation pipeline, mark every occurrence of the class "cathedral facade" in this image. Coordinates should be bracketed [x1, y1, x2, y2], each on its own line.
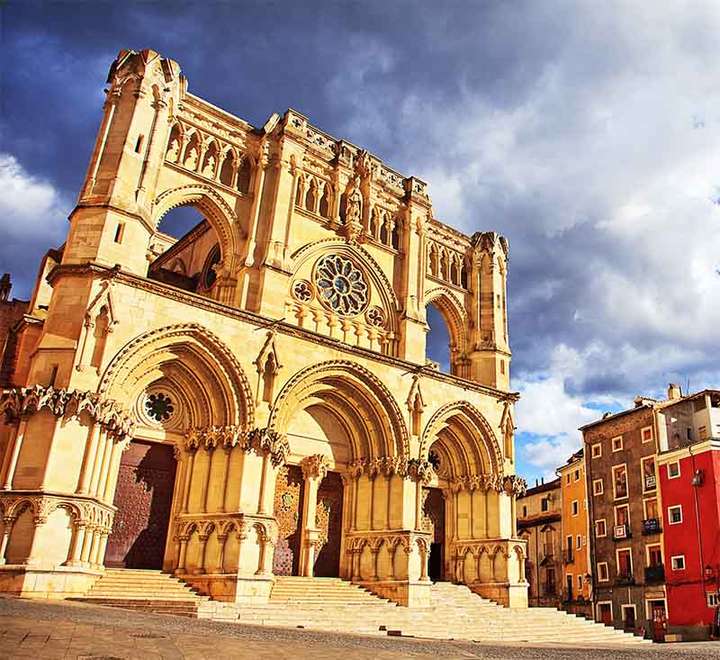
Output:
[0, 49, 527, 608]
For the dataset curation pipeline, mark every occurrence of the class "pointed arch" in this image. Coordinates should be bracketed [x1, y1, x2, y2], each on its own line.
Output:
[268, 360, 409, 461]
[153, 184, 244, 273]
[424, 286, 468, 358]
[419, 401, 503, 477]
[98, 323, 254, 431]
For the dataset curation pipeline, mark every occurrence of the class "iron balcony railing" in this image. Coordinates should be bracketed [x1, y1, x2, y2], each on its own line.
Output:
[563, 549, 575, 563]
[642, 518, 662, 535]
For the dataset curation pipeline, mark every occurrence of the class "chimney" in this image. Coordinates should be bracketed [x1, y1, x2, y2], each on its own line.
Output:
[667, 383, 682, 400]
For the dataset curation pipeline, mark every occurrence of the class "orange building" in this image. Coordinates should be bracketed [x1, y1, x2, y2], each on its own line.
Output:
[557, 449, 592, 617]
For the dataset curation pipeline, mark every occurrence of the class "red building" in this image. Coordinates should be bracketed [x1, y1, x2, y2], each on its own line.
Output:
[656, 390, 720, 640]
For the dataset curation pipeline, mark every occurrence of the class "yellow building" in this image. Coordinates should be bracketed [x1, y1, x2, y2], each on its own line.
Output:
[557, 449, 592, 616]
[0, 49, 528, 609]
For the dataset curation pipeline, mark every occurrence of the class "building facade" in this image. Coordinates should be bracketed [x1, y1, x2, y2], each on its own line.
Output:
[656, 390, 720, 640]
[517, 479, 562, 607]
[0, 49, 527, 608]
[582, 401, 666, 636]
[557, 449, 592, 617]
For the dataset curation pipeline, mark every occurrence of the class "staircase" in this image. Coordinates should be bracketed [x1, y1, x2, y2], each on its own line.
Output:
[74, 572, 650, 646]
[72, 568, 225, 618]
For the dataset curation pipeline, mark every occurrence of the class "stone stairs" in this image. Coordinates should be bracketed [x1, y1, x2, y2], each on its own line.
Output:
[71, 568, 230, 618]
[73, 571, 650, 646]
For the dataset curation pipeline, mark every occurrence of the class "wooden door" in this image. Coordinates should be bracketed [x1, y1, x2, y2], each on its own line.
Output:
[422, 487, 445, 581]
[272, 465, 305, 575]
[105, 440, 176, 569]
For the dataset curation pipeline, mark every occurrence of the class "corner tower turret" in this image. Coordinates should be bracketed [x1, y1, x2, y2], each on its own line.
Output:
[64, 49, 184, 275]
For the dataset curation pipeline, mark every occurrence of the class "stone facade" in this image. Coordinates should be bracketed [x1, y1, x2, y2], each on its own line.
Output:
[0, 48, 527, 608]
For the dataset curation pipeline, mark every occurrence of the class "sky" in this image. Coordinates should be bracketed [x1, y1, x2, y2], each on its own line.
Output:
[1, 1, 719, 482]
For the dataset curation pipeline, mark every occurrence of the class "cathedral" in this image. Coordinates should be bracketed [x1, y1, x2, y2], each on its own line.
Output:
[0, 49, 527, 609]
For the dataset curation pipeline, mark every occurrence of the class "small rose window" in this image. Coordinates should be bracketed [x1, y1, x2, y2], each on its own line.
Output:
[314, 255, 368, 316]
[144, 392, 175, 423]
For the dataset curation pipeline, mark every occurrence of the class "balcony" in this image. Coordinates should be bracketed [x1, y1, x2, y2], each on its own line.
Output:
[642, 518, 662, 535]
[644, 474, 656, 491]
[612, 524, 631, 541]
[563, 549, 575, 563]
[615, 572, 635, 586]
[644, 564, 665, 584]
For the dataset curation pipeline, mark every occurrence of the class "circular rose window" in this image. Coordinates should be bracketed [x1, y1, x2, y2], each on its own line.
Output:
[314, 255, 369, 316]
[144, 392, 175, 423]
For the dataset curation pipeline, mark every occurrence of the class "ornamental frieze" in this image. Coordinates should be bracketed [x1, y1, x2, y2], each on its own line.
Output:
[0, 385, 135, 441]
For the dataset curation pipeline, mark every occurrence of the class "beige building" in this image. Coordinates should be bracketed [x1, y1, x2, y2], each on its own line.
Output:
[0, 49, 528, 609]
[517, 478, 562, 607]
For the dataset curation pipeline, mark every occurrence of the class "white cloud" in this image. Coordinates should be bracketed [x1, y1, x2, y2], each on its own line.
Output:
[0, 153, 67, 240]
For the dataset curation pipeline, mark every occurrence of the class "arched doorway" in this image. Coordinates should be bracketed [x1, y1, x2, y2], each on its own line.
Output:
[99, 324, 254, 573]
[268, 362, 409, 579]
[420, 402, 505, 585]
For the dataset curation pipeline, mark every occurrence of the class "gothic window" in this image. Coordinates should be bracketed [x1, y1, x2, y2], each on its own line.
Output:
[201, 140, 220, 178]
[166, 123, 182, 162]
[201, 244, 221, 290]
[319, 183, 330, 218]
[237, 157, 252, 194]
[390, 219, 400, 250]
[305, 179, 317, 213]
[183, 132, 201, 170]
[314, 255, 369, 316]
[219, 150, 234, 187]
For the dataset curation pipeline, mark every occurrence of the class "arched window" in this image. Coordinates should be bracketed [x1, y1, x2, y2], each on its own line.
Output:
[166, 123, 182, 163]
[319, 183, 330, 218]
[183, 132, 201, 170]
[219, 151, 235, 187]
[237, 157, 252, 194]
[201, 140, 220, 178]
[426, 303, 452, 373]
[390, 219, 400, 250]
[305, 179, 317, 213]
[150, 205, 222, 296]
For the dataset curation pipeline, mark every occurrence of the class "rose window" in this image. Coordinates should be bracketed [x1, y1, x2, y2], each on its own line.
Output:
[144, 392, 175, 423]
[314, 255, 368, 316]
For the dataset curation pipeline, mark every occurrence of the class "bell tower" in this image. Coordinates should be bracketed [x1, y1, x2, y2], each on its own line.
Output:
[63, 49, 184, 276]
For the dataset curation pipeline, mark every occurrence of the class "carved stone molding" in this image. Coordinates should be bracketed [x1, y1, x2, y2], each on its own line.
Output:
[185, 425, 246, 450]
[300, 454, 331, 481]
[0, 385, 135, 442]
[246, 428, 290, 467]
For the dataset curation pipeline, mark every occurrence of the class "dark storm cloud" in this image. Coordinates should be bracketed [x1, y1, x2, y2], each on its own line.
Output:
[2, 1, 719, 479]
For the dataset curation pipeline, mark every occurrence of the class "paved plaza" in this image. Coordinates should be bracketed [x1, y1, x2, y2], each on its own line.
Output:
[1, 597, 719, 659]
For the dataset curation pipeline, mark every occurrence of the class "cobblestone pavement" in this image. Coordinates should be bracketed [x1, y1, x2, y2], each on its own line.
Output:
[1, 597, 720, 659]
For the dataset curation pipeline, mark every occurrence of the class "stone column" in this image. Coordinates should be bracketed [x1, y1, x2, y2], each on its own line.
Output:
[2, 420, 27, 490]
[0, 517, 14, 564]
[77, 424, 101, 494]
[65, 522, 87, 567]
[299, 454, 330, 577]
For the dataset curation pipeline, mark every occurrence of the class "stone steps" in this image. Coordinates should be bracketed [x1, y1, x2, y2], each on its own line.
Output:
[71, 571, 650, 646]
[71, 568, 208, 616]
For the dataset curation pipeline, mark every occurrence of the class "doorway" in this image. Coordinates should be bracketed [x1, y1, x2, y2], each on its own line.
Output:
[598, 602, 613, 626]
[272, 465, 305, 576]
[313, 471, 344, 577]
[423, 487, 445, 581]
[105, 440, 177, 569]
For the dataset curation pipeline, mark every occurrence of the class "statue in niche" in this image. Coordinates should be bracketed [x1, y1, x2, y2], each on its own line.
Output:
[342, 177, 363, 242]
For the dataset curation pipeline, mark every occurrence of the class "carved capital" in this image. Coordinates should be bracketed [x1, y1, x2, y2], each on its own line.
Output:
[300, 454, 331, 481]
